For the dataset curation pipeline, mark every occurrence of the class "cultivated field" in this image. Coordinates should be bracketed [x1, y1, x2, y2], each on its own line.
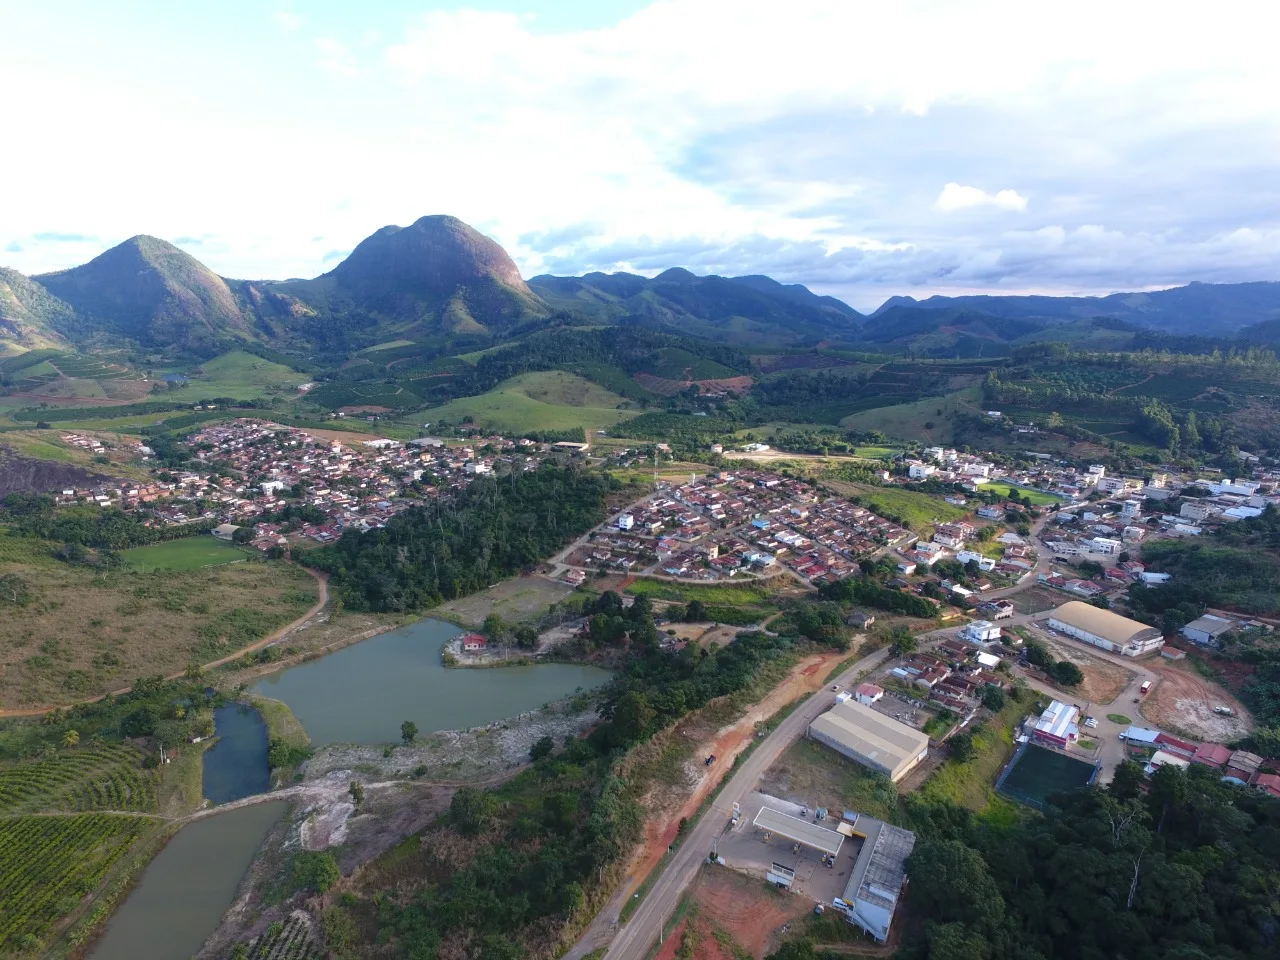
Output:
[421, 371, 641, 434]
[122, 537, 254, 572]
[0, 744, 158, 815]
[0, 536, 319, 706]
[0, 813, 157, 954]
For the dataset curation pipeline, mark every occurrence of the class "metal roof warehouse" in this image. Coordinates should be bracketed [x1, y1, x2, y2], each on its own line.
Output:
[1046, 601, 1164, 657]
[808, 699, 930, 782]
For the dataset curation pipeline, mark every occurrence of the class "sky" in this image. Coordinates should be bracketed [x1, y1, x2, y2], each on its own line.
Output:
[2, 0, 1279, 312]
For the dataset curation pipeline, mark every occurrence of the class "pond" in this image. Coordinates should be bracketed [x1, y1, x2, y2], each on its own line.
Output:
[203, 704, 270, 805]
[90, 800, 288, 960]
[251, 617, 611, 745]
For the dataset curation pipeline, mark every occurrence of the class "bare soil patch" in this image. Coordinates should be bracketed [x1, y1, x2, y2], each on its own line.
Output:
[434, 574, 574, 628]
[1037, 634, 1135, 705]
[1143, 660, 1253, 741]
[693, 867, 812, 957]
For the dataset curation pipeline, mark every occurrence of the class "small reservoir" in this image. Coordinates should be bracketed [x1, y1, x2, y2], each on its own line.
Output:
[251, 617, 611, 745]
[203, 704, 271, 805]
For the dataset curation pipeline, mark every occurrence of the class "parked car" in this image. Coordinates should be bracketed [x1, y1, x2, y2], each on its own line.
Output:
[1084, 717, 1098, 728]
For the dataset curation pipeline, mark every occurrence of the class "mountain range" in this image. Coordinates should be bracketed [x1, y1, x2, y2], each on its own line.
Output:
[3, 215, 1280, 357]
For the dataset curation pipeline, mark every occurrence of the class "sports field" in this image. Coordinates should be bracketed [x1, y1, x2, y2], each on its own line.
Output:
[977, 483, 1062, 506]
[122, 537, 253, 571]
[999, 744, 1096, 806]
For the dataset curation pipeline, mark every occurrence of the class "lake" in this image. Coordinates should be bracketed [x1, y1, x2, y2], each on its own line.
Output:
[90, 801, 288, 960]
[251, 617, 611, 745]
[203, 704, 271, 805]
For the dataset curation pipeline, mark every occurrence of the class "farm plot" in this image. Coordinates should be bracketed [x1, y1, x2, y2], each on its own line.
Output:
[0, 813, 156, 953]
[0, 744, 159, 815]
[239, 910, 322, 960]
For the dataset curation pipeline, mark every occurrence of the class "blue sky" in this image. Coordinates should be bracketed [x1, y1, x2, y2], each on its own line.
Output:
[3, 0, 1278, 311]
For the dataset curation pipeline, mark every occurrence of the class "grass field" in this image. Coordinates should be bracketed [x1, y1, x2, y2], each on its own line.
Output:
[839, 385, 983, 443]
[121, 537, 254, 571]
[433, 575, 577, 628]
[759, 739, 903, 825]
[915, 699, 1029, 819]
[177, 350, 308, 400]
[622, 577, 794, 606]
[422, 370, 641, 434]
[826, 480, 972, 534]
[0, 533, 318, 705]
[998, 743, 1096, 806]
[976, 483, 1062, 506]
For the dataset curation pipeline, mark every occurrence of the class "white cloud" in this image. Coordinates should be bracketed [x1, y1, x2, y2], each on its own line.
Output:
[935, 183, 1028, 213]
[2, 0, 1279, 307]
[271, 11, 302, 32]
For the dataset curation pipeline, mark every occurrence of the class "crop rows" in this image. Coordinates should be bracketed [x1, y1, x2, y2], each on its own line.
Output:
[243, 911, 322, 960]
[0, 745, 159, 815]
[0, 813, 155, 952]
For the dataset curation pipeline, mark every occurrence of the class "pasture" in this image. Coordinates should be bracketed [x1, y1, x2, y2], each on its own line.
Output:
[826, 480, 972, 534]
[422, 370, 641, 434]
[839, 385, 985, 443]
[121, 537, 253, 572]
[178, 350, 309, 400]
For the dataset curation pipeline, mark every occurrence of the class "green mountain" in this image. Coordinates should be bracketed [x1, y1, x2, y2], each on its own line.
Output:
[0, 268, 74, 350]
[872, 281, 1280, 337]
[529, 268, 864, 346]
[263, 215, 549, 344]
[34, 236, 255, 351]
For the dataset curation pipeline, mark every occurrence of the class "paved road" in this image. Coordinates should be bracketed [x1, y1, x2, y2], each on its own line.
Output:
[600, 645, 892, 960]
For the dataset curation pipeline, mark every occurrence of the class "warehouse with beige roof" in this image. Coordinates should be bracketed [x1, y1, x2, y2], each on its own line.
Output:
[1045, 601, 1164, 657]
[808, 699, 929, 782]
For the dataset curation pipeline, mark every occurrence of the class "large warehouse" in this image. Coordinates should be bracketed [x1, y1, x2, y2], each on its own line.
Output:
[1045, 601, 1164, 657]
[808, 699, 929, 782]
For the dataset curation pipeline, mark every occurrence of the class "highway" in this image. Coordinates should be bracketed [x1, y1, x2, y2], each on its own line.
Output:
[600, 644, 892, 960]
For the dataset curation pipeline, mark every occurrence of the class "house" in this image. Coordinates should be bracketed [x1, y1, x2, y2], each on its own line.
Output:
[1255, 773, 1280, 800]
[1223, 750, 1264, 785]
[1191, 742, 1231, 769]
[616, 514, 636, 531]
[1145, 750, 1191, 775]
[1180, 501, 1212, 521]
[461, 634, 488, 652]
[854, 682, 884, 706]
[1181, 614, 1236, 648]
[212, 523, 241, 541]
[977, 505, 1003, 520]
[908, 462, 936, 480]
[961, 620, 1002, 646]
[980, 599, 1015, 621]
[846, 611, 876, 629]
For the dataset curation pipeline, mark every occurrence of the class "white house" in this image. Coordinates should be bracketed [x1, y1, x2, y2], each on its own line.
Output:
[908, 462, 937, 480]
[955, 550, 996, 572]
[260, 480, 286, 495]
[854, 682, 884, 706]
[616, 514, 636, 531]
[961, 620, 1003, 646]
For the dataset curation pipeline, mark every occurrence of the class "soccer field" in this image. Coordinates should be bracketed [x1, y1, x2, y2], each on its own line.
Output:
[999, 744, 1096, 807]
[122, 537, 254, 571]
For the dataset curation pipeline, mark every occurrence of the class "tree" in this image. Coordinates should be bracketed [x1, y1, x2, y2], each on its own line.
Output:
[450, 785, 497, 835]
[979, 685, 1005, 712]
[948, 731, 976, 763]
[482, 612, 509, 643]
[530, 735, 555, 762]
[685, 599, 708, 622]
[349, 780, 364, 807]
[400, 720, 418, 745]
[61, 728, 80, 748]
[292, 850, 340, 893]
[889, 626, 918, 657]
[1110, 759, 1146, 801]
[1049, 660, 1084, 687]
[609, 691, 655, 747]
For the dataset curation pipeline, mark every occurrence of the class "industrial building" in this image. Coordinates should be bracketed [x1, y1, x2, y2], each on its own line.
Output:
[1032, 700, 1079, 748]
[808, 700, 929, 782]
[1181, 614, 1236, 647]
[834, 816, 917, 942]
[1045, 601, 1165, 657]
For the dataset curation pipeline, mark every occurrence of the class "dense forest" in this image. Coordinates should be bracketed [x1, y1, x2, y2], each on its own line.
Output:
[307, 466, 617, 612]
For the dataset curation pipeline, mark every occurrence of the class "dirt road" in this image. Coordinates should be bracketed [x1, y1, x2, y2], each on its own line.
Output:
[0, 566, 329, 718]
